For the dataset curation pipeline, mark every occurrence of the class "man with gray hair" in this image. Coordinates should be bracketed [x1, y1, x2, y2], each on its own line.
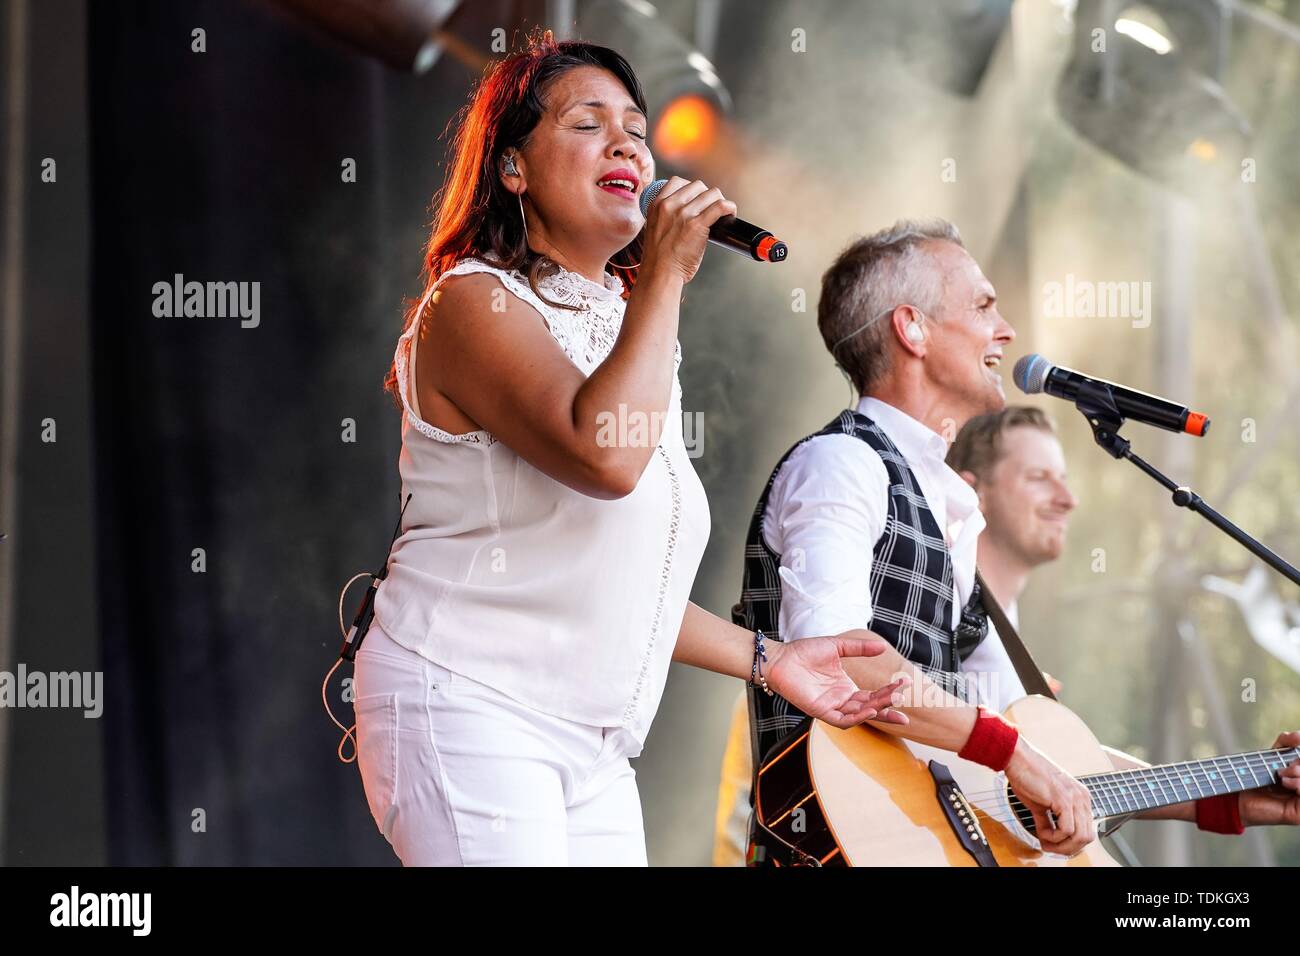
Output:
[714, 223, 1300, 863]
[729, 218, 1100, 862]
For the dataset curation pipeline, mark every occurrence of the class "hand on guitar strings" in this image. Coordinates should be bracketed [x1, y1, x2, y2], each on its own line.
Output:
[1004, 740, 1096, 856]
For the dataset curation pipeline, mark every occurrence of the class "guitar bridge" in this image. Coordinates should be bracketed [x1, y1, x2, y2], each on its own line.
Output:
[928, 760, 998, 867]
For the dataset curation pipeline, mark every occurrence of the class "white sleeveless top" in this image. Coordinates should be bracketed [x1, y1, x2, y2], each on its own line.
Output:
[371, 255, 711, 754]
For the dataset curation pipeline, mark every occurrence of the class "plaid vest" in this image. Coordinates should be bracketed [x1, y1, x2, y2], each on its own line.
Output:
[731, 409, 988, 762]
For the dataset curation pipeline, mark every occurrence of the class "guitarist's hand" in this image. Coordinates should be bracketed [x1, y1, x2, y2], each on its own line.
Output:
[1240, 730, 1300, 827]
[1005, 738, 1096, 856]
[764, 633, 911, 729]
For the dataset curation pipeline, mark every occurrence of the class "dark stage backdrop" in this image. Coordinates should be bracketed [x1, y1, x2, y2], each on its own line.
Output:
[86, 0, 482, 865]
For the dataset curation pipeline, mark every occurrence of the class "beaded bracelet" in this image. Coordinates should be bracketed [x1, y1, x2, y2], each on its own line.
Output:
[749, 629, 774, 696]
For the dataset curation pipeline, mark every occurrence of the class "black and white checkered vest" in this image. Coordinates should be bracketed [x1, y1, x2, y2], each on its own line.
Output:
[732, 409, 988, 763]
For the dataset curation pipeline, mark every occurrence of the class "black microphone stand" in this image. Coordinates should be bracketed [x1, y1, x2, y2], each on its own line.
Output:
[1073, 380, 1300, 588]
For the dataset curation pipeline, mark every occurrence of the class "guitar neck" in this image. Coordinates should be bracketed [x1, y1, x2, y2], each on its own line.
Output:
[1079, 747, 1300, 818]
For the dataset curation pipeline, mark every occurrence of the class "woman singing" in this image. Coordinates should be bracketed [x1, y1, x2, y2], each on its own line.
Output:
[354, 31, 907, 866]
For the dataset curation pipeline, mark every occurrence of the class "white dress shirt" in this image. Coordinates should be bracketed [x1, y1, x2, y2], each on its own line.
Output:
[762, 396, 984, 645]
[962, 600, 1028, 712]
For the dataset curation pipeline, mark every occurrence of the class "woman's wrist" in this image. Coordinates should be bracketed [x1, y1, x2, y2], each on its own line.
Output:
[634, 252, 687, 294]
[747, 630, 782, 694]
[670, 606, 777, 683]
[621, 260, 684, 346]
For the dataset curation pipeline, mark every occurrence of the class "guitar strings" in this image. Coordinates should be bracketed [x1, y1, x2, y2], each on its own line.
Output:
[956, 743, 1300, 796]
[956, 746, 1298, 804]
[954, 746, 1298, 831]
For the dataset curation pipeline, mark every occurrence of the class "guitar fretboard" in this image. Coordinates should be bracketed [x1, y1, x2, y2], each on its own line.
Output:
[1079, 747, 1300, 819]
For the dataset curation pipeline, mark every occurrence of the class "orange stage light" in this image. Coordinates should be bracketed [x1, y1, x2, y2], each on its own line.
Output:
[652, 94, 721, 164]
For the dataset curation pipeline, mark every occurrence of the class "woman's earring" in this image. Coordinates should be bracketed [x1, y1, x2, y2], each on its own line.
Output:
[504, 151, 530, 244]
[504, 153, 528, 247]
[517, 191, 529, 247]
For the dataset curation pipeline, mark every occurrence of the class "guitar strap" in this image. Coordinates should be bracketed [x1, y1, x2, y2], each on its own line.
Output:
[974, 568, 1056, 701]
[974, 574, 1144, 844]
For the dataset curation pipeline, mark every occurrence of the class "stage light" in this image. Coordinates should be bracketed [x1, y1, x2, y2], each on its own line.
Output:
[260, 0, 465, 73]
[1056, 0, 1249, 189]
[1115, 17, 1173, 54]
[652, 94, 721, 165]
[577, 0, 732, 173]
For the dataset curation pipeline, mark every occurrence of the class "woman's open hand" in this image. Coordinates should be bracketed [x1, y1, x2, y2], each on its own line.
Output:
[763, 633, 910, 728]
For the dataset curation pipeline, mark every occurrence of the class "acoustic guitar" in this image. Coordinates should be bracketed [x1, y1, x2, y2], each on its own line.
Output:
[752, 695, 1299, 866]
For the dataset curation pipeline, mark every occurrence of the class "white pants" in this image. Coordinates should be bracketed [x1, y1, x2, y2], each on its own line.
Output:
[353, 619, 648, 866]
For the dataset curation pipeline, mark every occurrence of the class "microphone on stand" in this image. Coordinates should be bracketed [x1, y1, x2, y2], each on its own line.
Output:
[639, 179, 788, 262]
[1013, 353, 1210, 437]
[1014, 358, 1300, 590]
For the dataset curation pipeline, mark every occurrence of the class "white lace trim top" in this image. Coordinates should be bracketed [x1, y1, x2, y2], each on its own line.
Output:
[372, 254, 710, 754]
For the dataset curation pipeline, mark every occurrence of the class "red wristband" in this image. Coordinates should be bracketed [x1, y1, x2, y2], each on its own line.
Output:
[958, 706, 1019, 772]
[1195, 793, 1244, 835]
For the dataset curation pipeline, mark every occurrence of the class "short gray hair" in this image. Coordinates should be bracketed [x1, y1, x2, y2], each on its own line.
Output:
[817, 218, 964, 395]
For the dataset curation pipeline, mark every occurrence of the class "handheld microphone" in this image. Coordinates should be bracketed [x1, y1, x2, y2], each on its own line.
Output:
[639, 179, 788, 262]
[1013, 354, 1210, 437]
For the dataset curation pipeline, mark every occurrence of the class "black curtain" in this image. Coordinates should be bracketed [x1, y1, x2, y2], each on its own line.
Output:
[87, 0, 488, 864]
